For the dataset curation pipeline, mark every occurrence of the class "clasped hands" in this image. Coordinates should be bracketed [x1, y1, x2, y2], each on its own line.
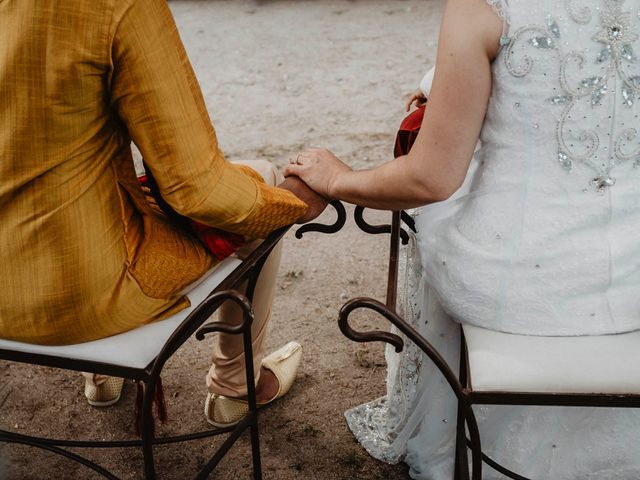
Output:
[278, 148, 352, 224]
[278, 87, 427, 224]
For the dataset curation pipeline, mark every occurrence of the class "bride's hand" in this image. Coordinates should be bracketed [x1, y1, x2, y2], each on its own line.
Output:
[283, 148, 352, 199]
[405, 88, 427, 112]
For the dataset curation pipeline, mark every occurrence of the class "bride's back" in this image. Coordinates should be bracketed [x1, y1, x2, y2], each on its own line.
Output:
[420, 0, 640, 336]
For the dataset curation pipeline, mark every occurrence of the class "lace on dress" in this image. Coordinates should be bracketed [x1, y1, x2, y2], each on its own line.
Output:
[486, 0, 506, 21]
[486, 0, 512, 46]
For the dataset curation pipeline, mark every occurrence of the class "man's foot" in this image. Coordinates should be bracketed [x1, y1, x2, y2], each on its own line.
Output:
[255, 367, 279, 403]
[205, 341, 302, 428]
[84, 376, 125, 407]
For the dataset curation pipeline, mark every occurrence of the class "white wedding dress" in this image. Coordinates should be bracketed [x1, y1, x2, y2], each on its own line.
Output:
[346, 0, 640, 478]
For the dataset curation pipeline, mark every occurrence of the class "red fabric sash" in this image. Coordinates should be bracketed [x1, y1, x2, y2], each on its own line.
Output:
[394, 105, 425, 158]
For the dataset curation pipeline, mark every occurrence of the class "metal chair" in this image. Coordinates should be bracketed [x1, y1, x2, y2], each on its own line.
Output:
[333, 205, 640, 480]
[0, 231, 279, 479]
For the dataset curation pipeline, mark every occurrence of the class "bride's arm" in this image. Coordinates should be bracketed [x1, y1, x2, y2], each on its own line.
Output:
[285, 0, 502, 209]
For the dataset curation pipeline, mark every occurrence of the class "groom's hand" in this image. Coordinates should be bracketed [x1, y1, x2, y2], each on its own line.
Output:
[278, 176, 328, 224]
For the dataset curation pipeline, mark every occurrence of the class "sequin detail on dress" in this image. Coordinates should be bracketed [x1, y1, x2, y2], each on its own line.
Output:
[503, 0, 640, 191]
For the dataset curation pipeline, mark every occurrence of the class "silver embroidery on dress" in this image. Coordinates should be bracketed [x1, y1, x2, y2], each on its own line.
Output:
[503, 0, 640, 191]
[566, 0, 593, 24]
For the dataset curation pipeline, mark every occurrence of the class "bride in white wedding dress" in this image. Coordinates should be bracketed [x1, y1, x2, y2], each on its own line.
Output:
[285, 0, 640, 478]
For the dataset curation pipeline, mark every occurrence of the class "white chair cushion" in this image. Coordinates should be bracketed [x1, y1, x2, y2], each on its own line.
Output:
[463, 324, 640, 394]
[0, 257, 242, 370]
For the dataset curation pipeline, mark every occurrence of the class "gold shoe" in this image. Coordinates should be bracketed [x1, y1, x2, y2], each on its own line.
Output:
[84, 376, 125, 407]
[205, 341, 303, 428]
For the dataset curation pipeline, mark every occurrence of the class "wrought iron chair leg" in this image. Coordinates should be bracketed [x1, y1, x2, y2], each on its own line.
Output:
[459, 335, 482, 480]
[243, 268, 264, 480]
[142, 378, 157, 479]
[246, 345, 262, 480]
[465, 407, 483, 480]
[454, 337, 470, 480]
[249, 422, 262, 480]
[454, 415, 469, 480]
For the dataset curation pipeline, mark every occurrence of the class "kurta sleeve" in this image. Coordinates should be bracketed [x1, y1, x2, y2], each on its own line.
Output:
[108, 0, 307, 239]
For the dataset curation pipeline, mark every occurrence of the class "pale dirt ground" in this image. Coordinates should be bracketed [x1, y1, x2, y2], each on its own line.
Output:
[0, 1, 444, 478]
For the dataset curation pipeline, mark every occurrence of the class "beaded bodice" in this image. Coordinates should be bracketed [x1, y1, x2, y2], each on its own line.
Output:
[487, 0, 640, 192]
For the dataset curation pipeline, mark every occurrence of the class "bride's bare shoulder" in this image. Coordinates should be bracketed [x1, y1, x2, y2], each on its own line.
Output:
[440, 0, 504, 59]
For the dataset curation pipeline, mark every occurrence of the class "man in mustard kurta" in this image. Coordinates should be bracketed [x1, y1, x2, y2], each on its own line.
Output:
[0, 0, 323, 422]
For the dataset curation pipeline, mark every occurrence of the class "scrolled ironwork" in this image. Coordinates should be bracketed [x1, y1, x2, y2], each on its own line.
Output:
[353, 206, 411, 245]
[0, 432, 119, 479]
[295, 200, 347, 238]
[338, 297, 405, 352]
[338, 297, 468, 396]
[338, 297, 482, 479]
[401, 210, 416, 233]
[195, 290, 255, 340]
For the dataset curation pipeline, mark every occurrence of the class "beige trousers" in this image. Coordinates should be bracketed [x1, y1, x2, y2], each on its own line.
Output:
[84, 160, 283, 398]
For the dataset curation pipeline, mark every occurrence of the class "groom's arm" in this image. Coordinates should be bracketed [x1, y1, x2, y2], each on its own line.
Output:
[109, 0, 308, 239]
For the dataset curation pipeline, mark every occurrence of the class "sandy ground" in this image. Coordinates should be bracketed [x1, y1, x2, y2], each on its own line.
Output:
[0, 1, 444, 478]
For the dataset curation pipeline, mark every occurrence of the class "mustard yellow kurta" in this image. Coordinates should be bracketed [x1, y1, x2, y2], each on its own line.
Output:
[0, 0, 307, 345]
